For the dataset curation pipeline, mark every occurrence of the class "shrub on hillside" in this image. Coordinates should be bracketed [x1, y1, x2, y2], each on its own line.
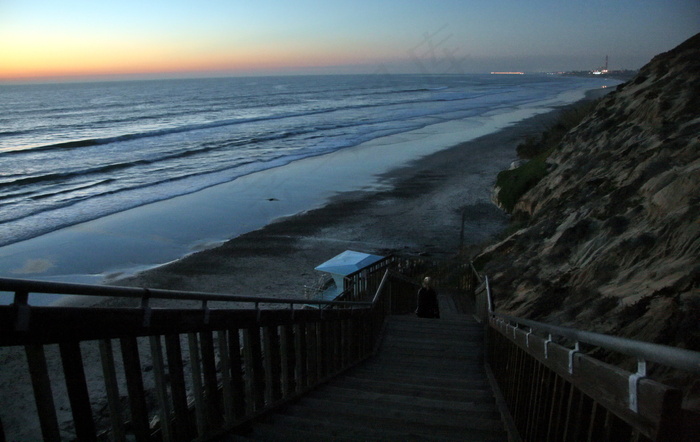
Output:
[495, 155, 548, 213]
[516, 98, 600, 160]
[500, 98, 601, 213]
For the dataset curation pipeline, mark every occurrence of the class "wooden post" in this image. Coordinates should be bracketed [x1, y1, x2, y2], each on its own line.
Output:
[324, 321, 333, 377]
[200, 330, 222, 428]
[59, 342, 96, 441]
[248, 327, 265, 411]
[562, 382, 578, 441]
[315, 321, 323, 379]
[306, 322, 318, 386]
[268, 326, 283, 402]
[119, 337, 150, 442]
[287, 323, 298, 394]
[317, 321, 326, 379]
[571, 392, 590, 440]
[164, 334, 191, 442]
[536, 367, 556, 442]
[655, 387, 684, 441]
[279, 325, 290, 398]
[332, 320, 341, 375]
[284, 324, 297, 396]
[261, 327, 273, 406]
[549, 374, 569, 442]
[226, 329, 246, 420]
[345, 318, 353, 365]
[524, 356, 538, 440]
[586, 401, 600, 441]
[513, 346, 527, 428]
[149, 336, 173, 442]
[217, 330, 235, 425]
[187, 332, 207, 437]
[98, 339, 126, 442]
[295, 323, 305, 392]
[24, 345, 60, 442]
[353, 315, 362, 361]
[342, 318, 349, 369]
[242, 329, 255, 415]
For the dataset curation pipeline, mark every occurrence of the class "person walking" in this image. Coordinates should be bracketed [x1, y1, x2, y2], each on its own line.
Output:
[416, 276, 439, 318]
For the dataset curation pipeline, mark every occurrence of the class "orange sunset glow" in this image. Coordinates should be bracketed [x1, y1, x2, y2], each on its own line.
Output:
[0, 38, 381, 81]
[0, 1, 696, 80]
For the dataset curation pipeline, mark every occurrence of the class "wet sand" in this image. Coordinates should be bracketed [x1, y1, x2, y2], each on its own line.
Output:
[1, 96, 608, 439]
[106, 106, 577, 305]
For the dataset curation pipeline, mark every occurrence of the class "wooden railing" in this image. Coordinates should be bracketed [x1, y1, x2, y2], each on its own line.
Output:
[338, 255, 396, 302]
[331, 255, 420, 314]
[0, 268, 406, 441]
[473, 273, 700, 442]
[391, 254, 479, 293]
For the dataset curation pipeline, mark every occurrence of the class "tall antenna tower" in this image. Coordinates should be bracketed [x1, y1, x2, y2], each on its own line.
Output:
[604, 55, 609, 71]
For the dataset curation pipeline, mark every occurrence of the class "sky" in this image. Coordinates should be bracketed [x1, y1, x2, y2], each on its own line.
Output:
[0, 0, 698, 82]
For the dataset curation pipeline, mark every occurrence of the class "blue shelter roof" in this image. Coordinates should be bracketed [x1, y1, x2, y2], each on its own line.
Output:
[314, 250, 385, 276]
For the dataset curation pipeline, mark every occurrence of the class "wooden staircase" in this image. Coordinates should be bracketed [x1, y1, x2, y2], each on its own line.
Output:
[226, 295, 507, 441]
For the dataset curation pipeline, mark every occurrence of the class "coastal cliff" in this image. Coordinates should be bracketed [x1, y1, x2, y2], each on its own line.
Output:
[478, 33, 700, 351]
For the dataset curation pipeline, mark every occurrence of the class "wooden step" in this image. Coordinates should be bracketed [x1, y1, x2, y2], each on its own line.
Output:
[277, 400, 505, 434]
[300, 393, 502, 419]
[326, 376, 495, 402]
[346, 367, 490, 389]
[307, 385, 500, 414]
[251, 412, 505, 441]
[224, 315, 506, 441]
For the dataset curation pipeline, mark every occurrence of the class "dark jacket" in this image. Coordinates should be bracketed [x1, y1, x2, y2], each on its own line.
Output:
[416, 287, 439, 318]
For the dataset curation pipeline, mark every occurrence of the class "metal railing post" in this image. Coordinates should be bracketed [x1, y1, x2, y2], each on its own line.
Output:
[628, 358, 647, 413]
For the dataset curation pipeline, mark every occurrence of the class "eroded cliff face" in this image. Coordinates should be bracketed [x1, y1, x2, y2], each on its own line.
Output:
[479, 34, 700, 350]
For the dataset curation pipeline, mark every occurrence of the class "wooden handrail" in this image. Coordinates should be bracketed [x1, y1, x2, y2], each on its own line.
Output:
[0, 262, 417, 442]
[470, 265, 699, 441]
[0, 276, 371, 308]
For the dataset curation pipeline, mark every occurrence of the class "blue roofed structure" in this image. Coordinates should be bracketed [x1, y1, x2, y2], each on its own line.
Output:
[310, 250, 385, 303]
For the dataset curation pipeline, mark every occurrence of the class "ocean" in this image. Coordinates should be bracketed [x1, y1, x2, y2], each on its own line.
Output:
[0, 74, 615, 251]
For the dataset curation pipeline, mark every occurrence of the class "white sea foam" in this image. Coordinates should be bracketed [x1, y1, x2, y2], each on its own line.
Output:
[0, 74, 621, 291]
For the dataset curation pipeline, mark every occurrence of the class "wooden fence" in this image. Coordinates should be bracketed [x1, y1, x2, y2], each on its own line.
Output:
[0, 267, 412, 441]
[473, 274, 700, 442]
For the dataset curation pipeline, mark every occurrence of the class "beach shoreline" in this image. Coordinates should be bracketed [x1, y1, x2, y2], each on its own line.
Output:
[0, 90, 612, 439]
[103, 92, 608, 306]
[0, 84, 616, 307]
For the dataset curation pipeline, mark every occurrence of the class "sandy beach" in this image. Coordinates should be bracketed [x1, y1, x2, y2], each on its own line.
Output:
[1, 93, 610, 439]
[107, 105, 580, 303]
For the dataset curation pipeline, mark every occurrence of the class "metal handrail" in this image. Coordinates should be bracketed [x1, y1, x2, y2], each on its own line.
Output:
[484, 274, 493, 313]
[370, 269, 391, 305]
[0, 277, 372, 308]
[474, 272, 700, 375]
[493, 312, 700, 374]
[385, 268, 419, 285]
[470, 261, 483, 283]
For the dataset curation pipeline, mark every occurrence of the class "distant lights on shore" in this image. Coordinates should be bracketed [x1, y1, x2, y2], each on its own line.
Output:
[490, 72, 525, 75]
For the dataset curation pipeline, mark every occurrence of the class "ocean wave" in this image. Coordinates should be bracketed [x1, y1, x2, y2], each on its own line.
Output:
[0, 129, 31, 137]
[0, 157, 265, 229]
[384, 86, 449, 94]
[28, 179, 116, 201]
[0, 160, 151, 190]
[0, 75, 613, 248]
[3, 90, 488, 155]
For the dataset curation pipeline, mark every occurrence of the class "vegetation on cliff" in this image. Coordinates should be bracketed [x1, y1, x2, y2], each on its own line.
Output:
[494, 99, 600, 213]
[478, 33, 700, 353]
